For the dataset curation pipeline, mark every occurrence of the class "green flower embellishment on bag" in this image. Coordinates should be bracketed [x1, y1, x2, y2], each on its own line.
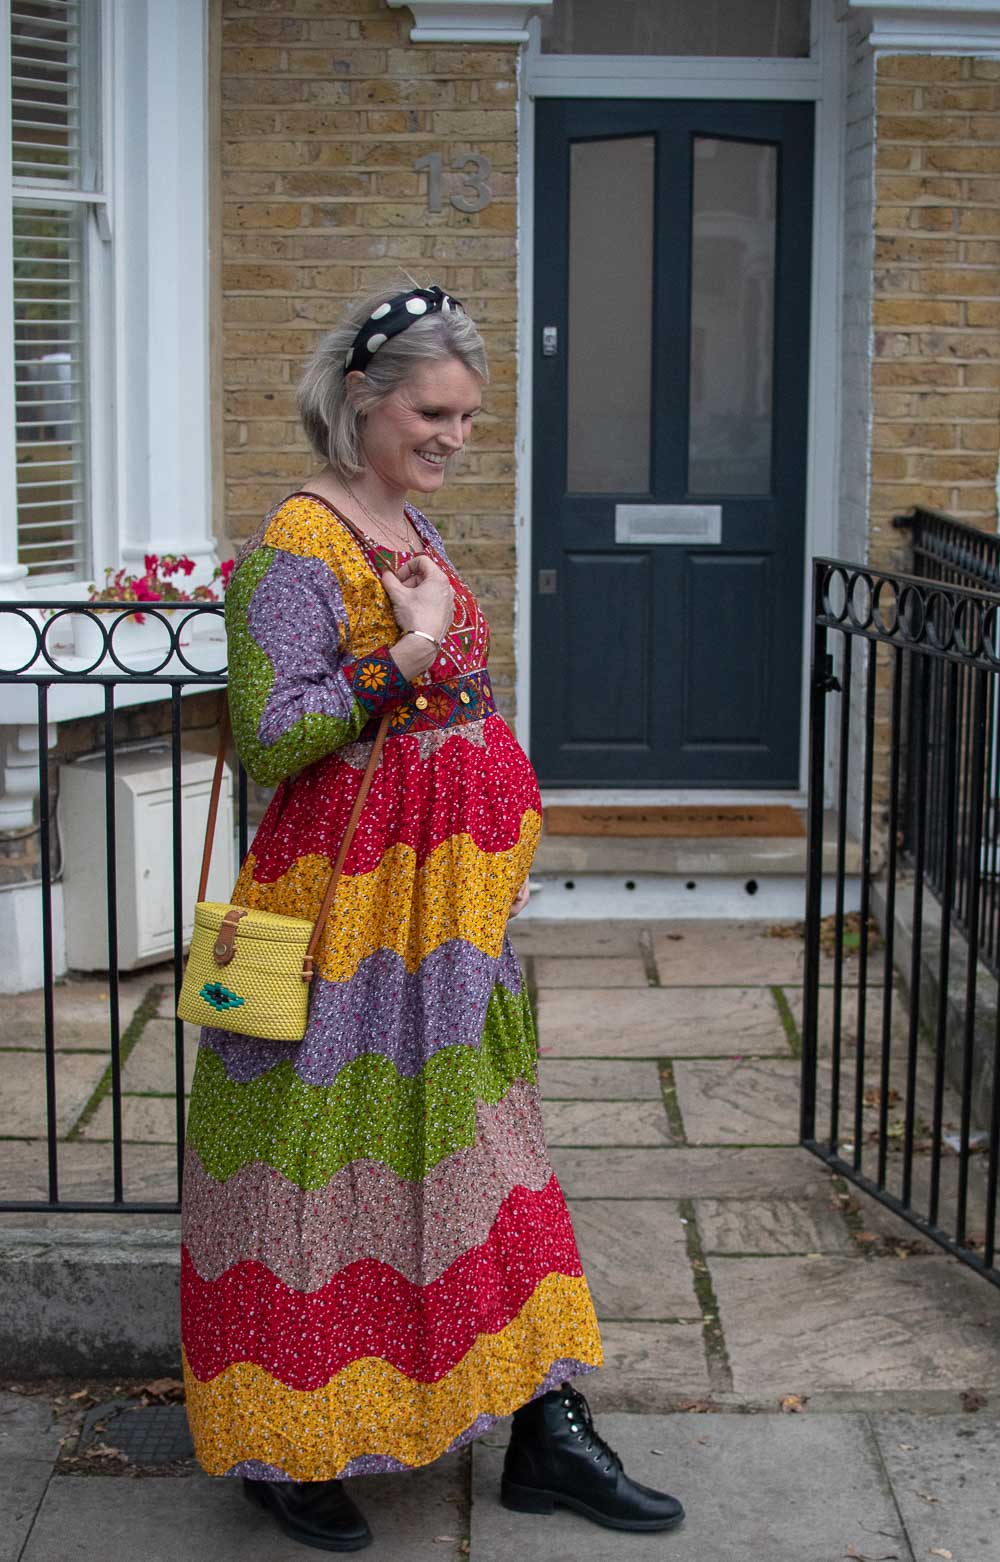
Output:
[200, 981, 245, 1012]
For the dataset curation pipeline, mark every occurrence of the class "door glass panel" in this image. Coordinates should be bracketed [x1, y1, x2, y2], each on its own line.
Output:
[688, 137, 777, 496]
[567, 135, 653, 494]
[543, 0, 810, 57]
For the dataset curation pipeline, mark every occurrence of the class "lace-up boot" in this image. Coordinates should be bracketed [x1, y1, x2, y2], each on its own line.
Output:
[242, 1477, 372, 1552]
[501, 1383, 685, 1533]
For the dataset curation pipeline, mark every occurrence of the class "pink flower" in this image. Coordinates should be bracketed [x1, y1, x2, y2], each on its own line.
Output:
[134, 579, 162, 602]
[219, 558, 235, 589]
[178, 556, 196, 577]
[144, 554, 158, 575]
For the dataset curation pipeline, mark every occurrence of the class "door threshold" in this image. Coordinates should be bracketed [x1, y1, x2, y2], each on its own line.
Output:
[540, 788, 807, 809]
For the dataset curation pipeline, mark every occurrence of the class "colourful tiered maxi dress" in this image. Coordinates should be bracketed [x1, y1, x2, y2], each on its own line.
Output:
[180, 492, 603, 1481]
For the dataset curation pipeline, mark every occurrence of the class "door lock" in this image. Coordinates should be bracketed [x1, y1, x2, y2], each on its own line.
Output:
[537, 568, 557, 595]
[541, 325, 558, 357]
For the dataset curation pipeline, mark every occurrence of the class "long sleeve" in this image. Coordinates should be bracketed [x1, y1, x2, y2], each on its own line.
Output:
[224, 543, 409, 788]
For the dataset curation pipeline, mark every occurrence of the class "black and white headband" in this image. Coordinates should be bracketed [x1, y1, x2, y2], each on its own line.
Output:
[344, 285, 464, 374]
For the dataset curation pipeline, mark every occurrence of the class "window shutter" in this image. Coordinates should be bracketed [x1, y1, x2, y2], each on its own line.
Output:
[10, 0, 90, 581]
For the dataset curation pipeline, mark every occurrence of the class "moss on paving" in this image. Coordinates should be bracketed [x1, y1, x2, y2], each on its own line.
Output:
[66, 983, 165, 1141]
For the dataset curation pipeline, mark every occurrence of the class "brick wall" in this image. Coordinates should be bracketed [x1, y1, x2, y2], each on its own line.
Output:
[871, 54, 1000, 567]
[218, 0, 520, 714]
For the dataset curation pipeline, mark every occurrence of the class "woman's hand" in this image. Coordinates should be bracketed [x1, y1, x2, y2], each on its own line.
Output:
[383, 556, 453, 642]
[509, 877, 530, 919]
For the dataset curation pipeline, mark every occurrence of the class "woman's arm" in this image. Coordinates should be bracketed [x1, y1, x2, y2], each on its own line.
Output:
[225, 544, 410, 787]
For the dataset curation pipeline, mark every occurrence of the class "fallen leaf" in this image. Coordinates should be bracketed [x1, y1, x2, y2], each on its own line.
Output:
[962, 1389, 988, 1412]
[69, 1389, 94, 1403]
[857, 1231, 879, 1245]
[433, 1538, 458, 1545]
[779, 1394, 809, 1413]
[897, 1443, 914, 1451]
[651, 1448, 667, 1455]
[929, 1550, 953, 1559]
[915, 1491, 939, 1505]
[460, 1544, 470, 1557]
[133, 1377, 184, 1402]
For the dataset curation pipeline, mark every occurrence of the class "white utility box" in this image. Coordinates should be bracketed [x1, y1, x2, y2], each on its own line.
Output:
[60, 742, 235, 971]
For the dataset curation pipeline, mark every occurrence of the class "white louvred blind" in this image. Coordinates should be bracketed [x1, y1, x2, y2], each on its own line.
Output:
[10, 0, 91, 581]
[11, 0, 81, 184]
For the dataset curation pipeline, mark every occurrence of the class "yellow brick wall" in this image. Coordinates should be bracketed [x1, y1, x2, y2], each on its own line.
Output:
[218, 0, 520, 713]
[872, 54, 1000, 567]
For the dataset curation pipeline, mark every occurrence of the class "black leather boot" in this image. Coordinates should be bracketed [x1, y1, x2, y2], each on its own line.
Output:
[501, 1383, 685, 1533]
[242, 1477, 372, 1552]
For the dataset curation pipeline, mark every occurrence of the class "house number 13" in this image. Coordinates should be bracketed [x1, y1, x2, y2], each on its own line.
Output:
[414, 151, 493, 214]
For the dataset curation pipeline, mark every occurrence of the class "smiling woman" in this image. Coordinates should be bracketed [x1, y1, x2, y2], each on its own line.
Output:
[179, 281, 682, 1551]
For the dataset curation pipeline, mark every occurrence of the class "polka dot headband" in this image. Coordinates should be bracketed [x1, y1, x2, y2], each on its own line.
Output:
[344, 285, 464, 374]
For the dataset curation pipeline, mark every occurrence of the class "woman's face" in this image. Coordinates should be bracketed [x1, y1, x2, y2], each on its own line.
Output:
[352, 358, 482, 496]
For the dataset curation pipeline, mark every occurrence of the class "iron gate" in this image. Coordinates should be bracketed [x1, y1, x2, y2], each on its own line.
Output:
[0, 601, 237, 1214]
[802, 558, 1000, 1288]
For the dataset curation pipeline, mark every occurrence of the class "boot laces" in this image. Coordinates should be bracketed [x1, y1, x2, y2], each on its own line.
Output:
[560, 1385, 621, 1475]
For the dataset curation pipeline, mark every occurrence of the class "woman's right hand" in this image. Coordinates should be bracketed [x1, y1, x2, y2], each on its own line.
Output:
[382, 556, 454, 644]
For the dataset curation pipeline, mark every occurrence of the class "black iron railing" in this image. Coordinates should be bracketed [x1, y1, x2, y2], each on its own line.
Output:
[0, 601, 238, 1214]
[895, 508, 1000, 980]
[803, 558, 1000, 1288]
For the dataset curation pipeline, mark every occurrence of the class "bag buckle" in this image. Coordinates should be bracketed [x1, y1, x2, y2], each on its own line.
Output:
[213, 907, 247, 966]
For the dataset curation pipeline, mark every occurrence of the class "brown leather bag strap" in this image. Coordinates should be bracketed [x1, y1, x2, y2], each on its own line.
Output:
[197, 700, 232, 904]
[196, 702, 392, 976]
[302, 708, 390, 979]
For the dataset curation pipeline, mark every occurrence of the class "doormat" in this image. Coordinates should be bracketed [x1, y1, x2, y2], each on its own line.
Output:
[544, 805, 806, 838]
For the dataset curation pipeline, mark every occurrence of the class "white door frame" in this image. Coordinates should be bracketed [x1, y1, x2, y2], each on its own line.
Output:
[514, 1, 847, 795]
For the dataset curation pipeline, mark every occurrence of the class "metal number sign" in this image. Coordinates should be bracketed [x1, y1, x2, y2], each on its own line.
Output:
[414, 151, 493, 214]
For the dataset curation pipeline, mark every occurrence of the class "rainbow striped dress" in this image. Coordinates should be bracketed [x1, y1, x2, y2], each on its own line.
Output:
[180, 492, 602, 1481]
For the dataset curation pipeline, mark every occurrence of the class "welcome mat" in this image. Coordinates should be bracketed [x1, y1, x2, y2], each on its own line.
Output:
[544, 805, 806, 838]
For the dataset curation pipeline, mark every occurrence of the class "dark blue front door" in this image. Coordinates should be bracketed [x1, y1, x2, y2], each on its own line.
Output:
[531, 99, 814, 787]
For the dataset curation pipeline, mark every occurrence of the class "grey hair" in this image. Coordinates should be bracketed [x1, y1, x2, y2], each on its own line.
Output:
[297, 281, 489, 476]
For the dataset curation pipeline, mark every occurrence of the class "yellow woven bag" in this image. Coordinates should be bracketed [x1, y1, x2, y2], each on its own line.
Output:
[177, 709, 390, 1042]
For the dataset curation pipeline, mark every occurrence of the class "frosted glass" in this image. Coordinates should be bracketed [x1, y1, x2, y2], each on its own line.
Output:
[543, 0, 811, 57]
[688, 137, 777, 496]
[567, 136, 653, 494]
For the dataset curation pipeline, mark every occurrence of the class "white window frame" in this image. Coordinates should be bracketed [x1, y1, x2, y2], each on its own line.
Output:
[0, 0, 216, 604]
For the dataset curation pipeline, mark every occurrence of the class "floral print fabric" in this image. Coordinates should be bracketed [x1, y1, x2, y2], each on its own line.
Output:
[180, 494, 602, 1480]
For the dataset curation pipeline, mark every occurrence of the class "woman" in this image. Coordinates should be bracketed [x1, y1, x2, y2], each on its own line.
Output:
[181, 283, 684, 1551]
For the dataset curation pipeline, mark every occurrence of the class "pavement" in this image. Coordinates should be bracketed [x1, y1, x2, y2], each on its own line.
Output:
[3, 917, 1000, 1561]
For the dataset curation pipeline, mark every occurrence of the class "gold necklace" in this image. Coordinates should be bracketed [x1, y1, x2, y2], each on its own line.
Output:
[342, 479, 415, 553]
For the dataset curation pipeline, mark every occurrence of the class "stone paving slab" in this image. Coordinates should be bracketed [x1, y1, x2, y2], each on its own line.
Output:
[672, 1058, 804, 1145]
[533, 956, 650, 988]
[536, 987, 789, 1057]
[654, 921, 807, 986]
[790, 981, 911, 1053]
[585, 1323, 711, 1410]
[21, 1453, 469, 1562]
[710, 1254, 1000, 1395]
[568, 1200, 699, 1319]
[693, 1196, 858, 1255]
[1, 1052, 109, 1139]
[470, 1413, 907, 1562]
[541, 1100, 674, 1147]
[871, 1412, 1000, 1561]
[0, 1391, 63, 1463]
[509, 922, 643, 957]
[550, 1145, 831, 1201]
[537, 1059, 663, 1100]
[120, 1021, 197, 1095]
[79, 1094, 184, 1145]
[0, 975, 152, 1051]
[1, 1460, 53, 1562]
[0, 1140, 178, 1208]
